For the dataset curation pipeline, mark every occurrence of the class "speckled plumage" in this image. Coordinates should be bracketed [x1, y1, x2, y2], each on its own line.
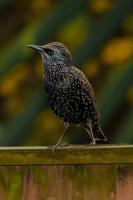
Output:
[28, 42, 107, 147]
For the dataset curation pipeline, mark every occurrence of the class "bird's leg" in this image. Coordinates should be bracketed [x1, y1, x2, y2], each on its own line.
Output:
[55, 122, 69, 147]
[85, 127, 96, 145]
[84, 121, 96, 145]
[95, 127, 107, 142]
[93, 126, 107, 142]
[49, 123, 70, 150]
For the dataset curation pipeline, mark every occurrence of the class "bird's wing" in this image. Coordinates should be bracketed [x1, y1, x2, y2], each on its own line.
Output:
[70, 66, 100, 121]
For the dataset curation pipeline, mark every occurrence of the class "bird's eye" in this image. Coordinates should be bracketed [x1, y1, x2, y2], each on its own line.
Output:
[44, 48, 54, 56]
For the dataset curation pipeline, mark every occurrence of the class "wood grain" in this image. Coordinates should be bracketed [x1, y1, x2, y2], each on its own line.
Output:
[0, 145, 133, 165]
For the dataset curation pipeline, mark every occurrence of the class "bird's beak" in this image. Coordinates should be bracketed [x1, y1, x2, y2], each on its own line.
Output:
[27, 44, 43, 51]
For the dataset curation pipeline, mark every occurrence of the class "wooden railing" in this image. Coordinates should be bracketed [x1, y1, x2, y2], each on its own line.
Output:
[0, 145, 132, 199]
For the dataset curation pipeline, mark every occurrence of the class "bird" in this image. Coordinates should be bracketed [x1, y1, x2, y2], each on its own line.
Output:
[27, 42, 107, 148]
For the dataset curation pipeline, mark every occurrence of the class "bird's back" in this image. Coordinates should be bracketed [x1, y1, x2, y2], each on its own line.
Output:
[69, 66, 106, 140]
[69, 66, 100, 123]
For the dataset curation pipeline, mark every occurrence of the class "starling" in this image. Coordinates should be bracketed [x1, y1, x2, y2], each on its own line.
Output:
[27, 42, 107, 148]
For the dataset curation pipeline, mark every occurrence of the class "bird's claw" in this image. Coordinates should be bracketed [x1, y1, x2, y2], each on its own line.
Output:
[84, 137, 107, 146]
[89, 140, 96, 145]
[95, 137, 107, 142]
[84, 139, 97, 146]
[48, 142, 68, 151]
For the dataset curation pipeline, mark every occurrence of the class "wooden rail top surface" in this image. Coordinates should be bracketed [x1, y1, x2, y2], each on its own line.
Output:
[0, 145, 133, 165]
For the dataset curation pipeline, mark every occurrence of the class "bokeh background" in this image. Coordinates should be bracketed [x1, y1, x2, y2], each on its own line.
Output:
[0, 0, 133, 146]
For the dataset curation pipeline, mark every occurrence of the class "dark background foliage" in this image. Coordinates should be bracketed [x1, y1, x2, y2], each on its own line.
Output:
[0, 0, 133, 145]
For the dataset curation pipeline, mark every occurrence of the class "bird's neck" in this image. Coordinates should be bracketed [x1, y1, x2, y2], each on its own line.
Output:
[44, 63, 69, 83]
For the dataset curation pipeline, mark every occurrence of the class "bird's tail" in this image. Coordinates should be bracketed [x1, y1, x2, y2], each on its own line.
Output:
[88, 101, 107, 142]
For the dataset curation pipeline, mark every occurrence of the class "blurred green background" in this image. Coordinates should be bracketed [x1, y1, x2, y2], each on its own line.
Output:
[0, 0, 133, 146]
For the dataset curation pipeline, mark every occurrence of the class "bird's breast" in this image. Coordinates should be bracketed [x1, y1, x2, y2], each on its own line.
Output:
[45, 77, 91, 124]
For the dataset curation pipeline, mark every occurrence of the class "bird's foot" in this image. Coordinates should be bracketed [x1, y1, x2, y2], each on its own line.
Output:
[103, 137, 107, 142]
[48, 142, 68, 151]
[95, 137, 107, 142]
[84, 140, 97, 146]
[59, 142, 68, 147]
[89, 140, 96, 145]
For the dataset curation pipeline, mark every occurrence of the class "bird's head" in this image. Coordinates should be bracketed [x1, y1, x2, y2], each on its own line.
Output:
[27, 42, 72, 67]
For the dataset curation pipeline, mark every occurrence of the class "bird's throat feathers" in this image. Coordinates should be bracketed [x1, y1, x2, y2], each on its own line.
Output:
[44, 62, 70, 85]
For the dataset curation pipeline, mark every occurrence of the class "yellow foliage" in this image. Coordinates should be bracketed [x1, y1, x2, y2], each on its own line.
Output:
[0, 64, 29, 96]
[127, 86, 133, 105]
[56, 15, 88, 49]
[13, 63, 29, 80]
[90, 0, 113, 14]
[1, 78, 17, 96]
[31, 0, 52, 12]
[100, 37, 133, 65]
[5, 96, 24, 116]
[82, 59, 99, 78]
[34, 110, 61, 137]
[35, 58, 43, 81]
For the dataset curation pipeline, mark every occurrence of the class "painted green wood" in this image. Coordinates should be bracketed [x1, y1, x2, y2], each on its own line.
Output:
[0, 145, 133, 165]
[0, 164, 132, 199]
[0, 146, 133, 199]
